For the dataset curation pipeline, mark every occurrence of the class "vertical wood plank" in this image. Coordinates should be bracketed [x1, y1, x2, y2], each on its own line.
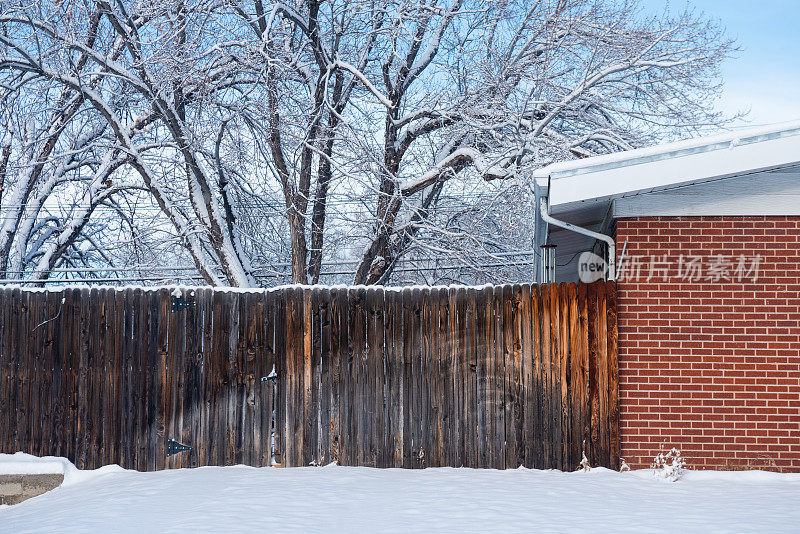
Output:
[454, 287, 468, 467]
[6, 288, 20, 456]
[56, 288, 71, 462]
[465, 287, 478, 468]
[230, 292, 245, 466]
[288, 287, 304, 467]
[261, 291, 276, 466]
[548, 283, 563, 470]
[521, 284, 534, 469]
[559, 283, 571, 471]
[606, 282, 620, 469]
[433, 287, 444, 467]
[205, 288, 218, 467]
[0, 288, 9, 454]
[91, 288, 104, 468]
[198, 288, 215, 467]
[1, 288, 15, 454]
[339, 288, 355, 466]
[373, 288, 387, 468]
[206, 290, 222, 467]
[145, 290, 161, 471]
[513, 285, 526, 469]
[353, 287, 368, 467]
[529, 285, 543, 469]
[273, 289, 286, 467]
[92, 289, 106, 467]
[419, 287, 431, 467]
[384, 290, 399, 467]
[155, 289, 170, 470]
[331, 288, 347, 466]
[75, 287, 91, 469]
[438, 288, 453, 467]
[40, 291, 56, 459]
[302, 288, 314, 466]
[597, 281, 610, 467]
[578, 282, 591, 465]
[587, 284, 601, 466]
[17, 290, 32, 457]
[568, 283, 581, 470]
[246, 291, 262, 467]
[382, 290, 395, 467]
[491, 285, 505, 469]
[27, 291, 41, 457]
[105, 289, 120, 467]
[319, 288, 332, 466]
[170, 290, 187, 469]
[65, 288, 78, 463]
[365, 287, 380, 467]
[225, 292, 240, 467]
[40, 291, 59, 459]
[502, 284, 515, 469]
[122, 288, 136, 469]
[307, 288, 321, 466]
[538, 284, 551, 468]
[132, 289, 145, 470]
[475, 287, 490, 468]
[401, 287, 414, 468]
[131, 289, 145, 469]
[409, 287, 422, 467]
[28, 291, 42, 458]
[481, 287, 495, 468]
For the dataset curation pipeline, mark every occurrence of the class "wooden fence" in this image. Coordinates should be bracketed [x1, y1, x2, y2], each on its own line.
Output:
[0, 282, 619, 471]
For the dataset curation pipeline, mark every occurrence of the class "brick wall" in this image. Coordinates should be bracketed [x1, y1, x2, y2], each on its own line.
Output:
[615, 216, 800, 471]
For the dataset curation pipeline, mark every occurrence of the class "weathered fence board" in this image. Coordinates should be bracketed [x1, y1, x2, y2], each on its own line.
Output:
[0, 282, 619, 471]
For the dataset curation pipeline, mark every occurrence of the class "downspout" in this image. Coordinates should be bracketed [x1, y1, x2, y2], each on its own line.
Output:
[538, 193, 616, 281]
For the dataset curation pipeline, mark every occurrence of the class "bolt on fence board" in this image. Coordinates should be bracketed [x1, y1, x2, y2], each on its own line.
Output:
[0, 282, 619, 471]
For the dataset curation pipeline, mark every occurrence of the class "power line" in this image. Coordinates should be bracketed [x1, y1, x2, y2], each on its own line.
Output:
[2, 257, 537, 285]
[0, 250, 539, 276]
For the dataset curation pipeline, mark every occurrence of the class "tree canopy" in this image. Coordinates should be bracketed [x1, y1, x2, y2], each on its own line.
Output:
[0, 0, 732, 286]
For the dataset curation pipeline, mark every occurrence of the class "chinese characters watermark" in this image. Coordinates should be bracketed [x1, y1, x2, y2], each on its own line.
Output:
[578, 252, 762, 283]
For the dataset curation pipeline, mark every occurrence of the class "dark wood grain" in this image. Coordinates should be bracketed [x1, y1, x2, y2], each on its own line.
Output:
[596, 281, 610, 467]
[606, 282, 620, 469]
[401, 287, 414, 468]
[455, 287, 467, 467]
[520, 285, 533, 469]
[465, 288, 478, 468]
[502, 284, 515, 469]
[1, 283, 619, 471]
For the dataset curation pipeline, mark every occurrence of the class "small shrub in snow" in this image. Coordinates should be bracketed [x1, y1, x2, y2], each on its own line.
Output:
[651, 448, 686, 482]
[578, 452, 591, 472]
[619, 459, 630, 472]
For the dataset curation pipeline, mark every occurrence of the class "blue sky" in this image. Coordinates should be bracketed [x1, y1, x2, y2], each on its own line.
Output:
[640, 0, 800, 127]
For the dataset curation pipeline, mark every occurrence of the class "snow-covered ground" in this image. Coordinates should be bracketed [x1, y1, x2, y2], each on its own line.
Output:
[2, 454, 799, 533]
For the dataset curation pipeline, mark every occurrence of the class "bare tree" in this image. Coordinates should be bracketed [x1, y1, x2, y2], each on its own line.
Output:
[0, 0, 732, 287]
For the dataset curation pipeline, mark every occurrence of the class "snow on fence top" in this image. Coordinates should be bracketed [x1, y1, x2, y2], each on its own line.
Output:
[0, 282, 514, 294]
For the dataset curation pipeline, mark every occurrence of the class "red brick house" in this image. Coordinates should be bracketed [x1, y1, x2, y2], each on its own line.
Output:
[535, 121, 800, 471]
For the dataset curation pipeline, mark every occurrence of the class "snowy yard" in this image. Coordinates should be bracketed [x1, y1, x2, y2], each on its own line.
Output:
[2, 454, 800, 533]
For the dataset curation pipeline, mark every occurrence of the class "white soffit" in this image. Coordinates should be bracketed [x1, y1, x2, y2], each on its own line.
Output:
[534, 120, 800, 211]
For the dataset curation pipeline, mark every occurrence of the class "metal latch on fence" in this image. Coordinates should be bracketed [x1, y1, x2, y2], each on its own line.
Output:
[167, 438, 192, 456]
[171, 296, 196, 312]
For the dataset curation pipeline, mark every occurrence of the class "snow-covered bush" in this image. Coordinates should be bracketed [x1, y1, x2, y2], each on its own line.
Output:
[619, 459, 630, 472]
[651, 448, 686, 482]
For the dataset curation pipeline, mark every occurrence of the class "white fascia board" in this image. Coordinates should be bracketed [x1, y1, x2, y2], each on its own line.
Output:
[545, 133, 800, 210]
[613, 193, 800, 217]
[533, 119, 800, 180]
